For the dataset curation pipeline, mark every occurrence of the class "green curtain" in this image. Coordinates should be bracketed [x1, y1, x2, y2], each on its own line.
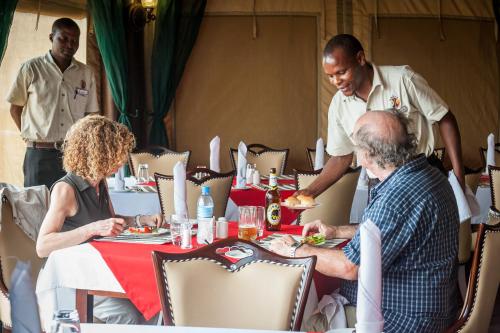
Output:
[150, 0, 207, 146]
[88, 0, 131, 129]
[0, 0, 17, 66]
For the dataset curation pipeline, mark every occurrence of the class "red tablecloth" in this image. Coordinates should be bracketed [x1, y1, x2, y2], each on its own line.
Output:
[90, 223, 345, 320]
[230, 179, 299, 225]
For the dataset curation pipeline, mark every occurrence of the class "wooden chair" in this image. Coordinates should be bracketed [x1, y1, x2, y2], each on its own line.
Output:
[479, 146, 500, 171]
[488, 165, 500, 215]
[433, 147, 446, 163]
[155, 168, 234, 219]
[306, 146, 357, 171]
[446, 222, 500, 333]
[229, 144, 289, 176]
[305, 147, 331, 171]
[0, 196, 45, 333]
[152, 238, 316, 330]
[295, 167, 361, 226]
[129, 146, 190, 177]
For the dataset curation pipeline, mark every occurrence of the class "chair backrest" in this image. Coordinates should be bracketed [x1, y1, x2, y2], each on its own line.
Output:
[129, 147, 191, 177]
[305, 147, 331, 171]
[230, 144, 289, 176]
[446, 222, 500, 333]
[480, 147, 500, 171]
[155, 168, 234, 219]
[295, 167, 360, 226]
[488, 166, 500, 214]
[434, 147, 446, 163]
[152, 238, 316, 330]
[458, 168, 483, 264]
[0, 196, 45, 329]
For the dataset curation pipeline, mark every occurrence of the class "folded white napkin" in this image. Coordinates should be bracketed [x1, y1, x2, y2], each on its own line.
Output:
[115, 165, 126, 191]
[210, 136, 221, 173]
[318, 289, 349, 329]
[356, 219, 384, 333]
[10, 260, 42, 333]
[173, 161, 188, 218]
[448, 171, 471, 223]
[486, 133, 496, 173]
[357, 167, 368, 187]
[236, 141, 247, 188]
[315, 138, 325, 170]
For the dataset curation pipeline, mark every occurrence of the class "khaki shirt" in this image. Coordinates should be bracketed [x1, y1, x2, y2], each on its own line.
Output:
[6, 52, 99, 142]
[326, 64, 448, 157]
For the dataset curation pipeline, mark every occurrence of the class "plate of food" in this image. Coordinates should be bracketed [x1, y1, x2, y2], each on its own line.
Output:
[121, 227, 170, 237]
[302, 233, 326, 246]
[281, 195, 320, 209]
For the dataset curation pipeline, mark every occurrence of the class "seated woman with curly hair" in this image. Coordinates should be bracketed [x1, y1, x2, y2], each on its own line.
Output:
[37, 115, 162, 324]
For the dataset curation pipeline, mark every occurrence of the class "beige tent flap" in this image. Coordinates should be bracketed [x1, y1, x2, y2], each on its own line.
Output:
[16, 0, 86, 19]
[174, 15, 318, 173]
[371, 16, 499, 167]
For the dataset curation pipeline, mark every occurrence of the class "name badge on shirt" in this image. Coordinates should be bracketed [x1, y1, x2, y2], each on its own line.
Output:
[75, 88, 88, 97]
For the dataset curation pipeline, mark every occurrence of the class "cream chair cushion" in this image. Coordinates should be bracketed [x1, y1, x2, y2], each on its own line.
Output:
[162, 260, 304, 330]
[231, 150, 288, 176]
[455, 228, 500, 333]
[156, 175, 233, 219]
[307, 150, 331, 170]
[130, 151, 190, 177]
[0, 197, 45, 329]
[297, 169, 360, 226]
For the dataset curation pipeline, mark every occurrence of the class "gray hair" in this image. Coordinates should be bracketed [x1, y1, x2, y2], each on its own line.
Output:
[354, 110, 417, 169]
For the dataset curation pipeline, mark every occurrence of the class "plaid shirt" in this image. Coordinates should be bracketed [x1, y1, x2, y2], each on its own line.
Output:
[342, 155, 459, 333]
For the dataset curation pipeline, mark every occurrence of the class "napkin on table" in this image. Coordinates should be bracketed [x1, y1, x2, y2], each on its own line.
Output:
[486, 133, 496, 174]
[10, 260, 42, 333]
[357, 167, 368, 187]
[236, 141, 247, 188]
[173, 161, 188, 218]
[448, 171, 480, 222]
[209, 136, 221, 173]
[356, 219, 384, 333]
[315, 138, 325, 170]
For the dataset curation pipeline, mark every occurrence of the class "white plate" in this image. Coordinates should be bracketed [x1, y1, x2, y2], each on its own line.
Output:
[232, 186, 252, 190]
[225, 248, 254, 259]
[121, 227, 170, 237]
[281, 202, 320, 209]
[110, 189, 132, 193]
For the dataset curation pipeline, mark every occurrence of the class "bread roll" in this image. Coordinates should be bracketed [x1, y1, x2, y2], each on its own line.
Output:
[297, 194, 315, 206]
[285, 196, 301, 206]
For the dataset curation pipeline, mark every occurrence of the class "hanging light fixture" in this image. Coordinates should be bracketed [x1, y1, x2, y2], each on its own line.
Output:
[141, 0, 158, 23]
[129, 0, 157, 30]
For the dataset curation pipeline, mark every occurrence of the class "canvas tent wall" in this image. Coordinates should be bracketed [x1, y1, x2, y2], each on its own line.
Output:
[0, 0, 498, 185]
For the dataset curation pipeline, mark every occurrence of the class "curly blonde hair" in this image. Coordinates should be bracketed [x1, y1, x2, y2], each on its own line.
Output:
[63, 115, 135, 182]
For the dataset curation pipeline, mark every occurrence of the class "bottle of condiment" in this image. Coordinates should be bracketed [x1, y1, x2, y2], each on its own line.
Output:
[265, 168, 281, 231]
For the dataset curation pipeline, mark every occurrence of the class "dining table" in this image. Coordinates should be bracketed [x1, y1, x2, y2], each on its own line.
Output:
[36, 223, 347, 332]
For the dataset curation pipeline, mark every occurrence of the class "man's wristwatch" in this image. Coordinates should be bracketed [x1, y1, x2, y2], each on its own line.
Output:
[289, 241, 303, 258]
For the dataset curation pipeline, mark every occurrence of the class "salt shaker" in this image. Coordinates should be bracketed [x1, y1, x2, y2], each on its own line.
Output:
[245, 164, 254, 185]
[216, 217, 228, 239]
[252, 169, 260, 185]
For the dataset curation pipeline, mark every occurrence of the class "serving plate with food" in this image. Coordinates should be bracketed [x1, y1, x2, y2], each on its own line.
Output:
[121, 227, 170, 237]
[281, 194, 320, 209]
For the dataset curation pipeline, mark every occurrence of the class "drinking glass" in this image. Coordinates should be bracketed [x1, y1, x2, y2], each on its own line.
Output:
[255, 206, 265, 237]
[170, 215, 185, 247]
[180, 222, 193, 249]
[238, 206, 257, 241]
[137, 163, 149, 183]
[50, 309, 80, 333]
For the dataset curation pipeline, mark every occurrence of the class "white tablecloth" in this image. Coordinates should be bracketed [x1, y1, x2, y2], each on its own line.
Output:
[472, 185, 491, 224]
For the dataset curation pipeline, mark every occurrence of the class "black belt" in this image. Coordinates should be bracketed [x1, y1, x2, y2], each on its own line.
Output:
[26, 141, 63, 150]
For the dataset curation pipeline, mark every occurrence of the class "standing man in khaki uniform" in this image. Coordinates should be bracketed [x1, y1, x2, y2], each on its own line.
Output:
[7, 17, 98, 189]
[300, 34, 464, 199]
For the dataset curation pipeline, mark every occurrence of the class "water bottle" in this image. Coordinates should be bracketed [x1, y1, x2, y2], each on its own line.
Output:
[197, 186, 214, 244]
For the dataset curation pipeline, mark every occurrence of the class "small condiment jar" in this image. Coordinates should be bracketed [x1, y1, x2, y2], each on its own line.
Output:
[216, 217, 229, 239]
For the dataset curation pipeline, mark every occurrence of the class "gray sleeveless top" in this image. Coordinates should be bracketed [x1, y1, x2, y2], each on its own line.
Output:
[52, 173, 112, 232]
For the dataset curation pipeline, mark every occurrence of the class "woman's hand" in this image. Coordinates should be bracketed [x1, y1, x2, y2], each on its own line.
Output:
[302, 219, 336, 239]
[140, 214, 164, 228]
[90, 218, 125, 237]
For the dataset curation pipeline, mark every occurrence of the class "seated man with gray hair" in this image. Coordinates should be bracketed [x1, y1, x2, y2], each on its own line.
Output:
[270, 110, 459, 333]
